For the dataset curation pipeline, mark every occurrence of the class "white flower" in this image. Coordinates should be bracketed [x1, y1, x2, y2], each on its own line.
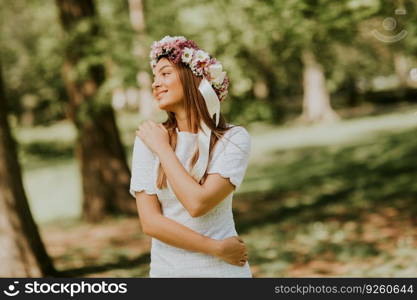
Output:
[181, 47, 194, 64]
[173, 36, 187, 42]
[208, 63, 223, 78]
[189, 60, 202, 76]
[159, 36, 173, 44]
[160, 35, 186, 44]
[216, 72, 226, 85]
[195, 50, 210, 62]
[212, 72, 226, 85]
[209, 63, 226, 85]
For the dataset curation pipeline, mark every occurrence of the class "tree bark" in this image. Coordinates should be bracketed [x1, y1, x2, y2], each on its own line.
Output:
[0, 61, 56, 277]
[239, 47, 285, 122]
[394, 53, 409, 89]
[393, 52, 410, 99]
[56, 0, 136, 222]
[300, 49, 339, 123]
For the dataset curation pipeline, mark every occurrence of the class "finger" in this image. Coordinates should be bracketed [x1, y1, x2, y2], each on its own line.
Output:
[141, 120, 151, 129]
[235, 260, 244, 266]
[158, 123, 167, 131]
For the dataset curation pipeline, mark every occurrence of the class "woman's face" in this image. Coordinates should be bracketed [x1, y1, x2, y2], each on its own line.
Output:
[151, 58, 184, 112]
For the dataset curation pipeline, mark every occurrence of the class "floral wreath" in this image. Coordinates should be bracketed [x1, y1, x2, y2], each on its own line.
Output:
[149, 35, 229, 102]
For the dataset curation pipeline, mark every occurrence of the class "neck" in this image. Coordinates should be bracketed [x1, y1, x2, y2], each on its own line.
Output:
[174, 109, 196, 133]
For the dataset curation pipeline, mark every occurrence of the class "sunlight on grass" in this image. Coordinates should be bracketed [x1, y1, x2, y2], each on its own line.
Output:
[14, 106, 417, 277]
[250, 107, 417, 162]
[15, 120, 77, 144]
[23, 161, 81, 224]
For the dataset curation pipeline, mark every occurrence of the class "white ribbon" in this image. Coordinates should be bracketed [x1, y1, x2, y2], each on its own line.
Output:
[188, 78, 220, 183]
[198, 78, 220, 127]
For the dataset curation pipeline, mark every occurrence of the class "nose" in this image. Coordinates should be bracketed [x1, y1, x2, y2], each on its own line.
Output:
[152, 79, 161, 90]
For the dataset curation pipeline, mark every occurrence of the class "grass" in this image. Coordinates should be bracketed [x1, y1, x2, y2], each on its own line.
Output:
[237, 128, 417, 277]
[15, 111, 141, 223]
[13, 104, 417, 277]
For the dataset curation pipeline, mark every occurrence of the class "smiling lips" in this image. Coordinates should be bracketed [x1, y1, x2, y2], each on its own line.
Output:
[156, 90, 168, 99]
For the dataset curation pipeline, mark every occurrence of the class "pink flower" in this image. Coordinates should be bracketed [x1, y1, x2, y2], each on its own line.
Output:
[150, 35, 228, 101]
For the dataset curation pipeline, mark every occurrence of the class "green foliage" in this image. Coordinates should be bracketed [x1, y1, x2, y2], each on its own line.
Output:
[2, 0, 417, 126]
[3, 0, 417, 277]
[236, 108, 417, 276]
[18, 107, 417, 276]
[1, 0, 66, 124]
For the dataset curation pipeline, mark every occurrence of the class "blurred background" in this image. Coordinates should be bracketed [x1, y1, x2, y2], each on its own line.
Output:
[0, 0, 416, 277]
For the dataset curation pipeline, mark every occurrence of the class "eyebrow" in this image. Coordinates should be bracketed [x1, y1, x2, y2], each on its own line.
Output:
[156, 65, 173, 73]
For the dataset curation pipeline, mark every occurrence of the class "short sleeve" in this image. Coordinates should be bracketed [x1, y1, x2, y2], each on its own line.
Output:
[129, 136, 158, 197]
[206, 126, 252, 190]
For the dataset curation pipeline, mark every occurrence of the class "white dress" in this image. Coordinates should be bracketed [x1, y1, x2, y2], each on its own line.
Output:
[129, 124, 252, 278]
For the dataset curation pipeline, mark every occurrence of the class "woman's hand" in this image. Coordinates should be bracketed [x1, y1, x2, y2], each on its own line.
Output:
[136, 120, 170, 156]
[213, 236, 248, 266]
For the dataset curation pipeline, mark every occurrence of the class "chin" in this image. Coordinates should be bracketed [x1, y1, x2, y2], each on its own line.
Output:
[158, 98, 180, 112]
[158, 101, 172, 111]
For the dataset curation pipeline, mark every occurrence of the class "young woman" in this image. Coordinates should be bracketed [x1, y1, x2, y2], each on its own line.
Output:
[129, 36, 252, 277]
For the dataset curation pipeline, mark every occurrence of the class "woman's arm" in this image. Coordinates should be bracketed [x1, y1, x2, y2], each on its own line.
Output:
[156, 146, 234, 218]
[136, 121, 237, 218]
[136, 191, 247, 266]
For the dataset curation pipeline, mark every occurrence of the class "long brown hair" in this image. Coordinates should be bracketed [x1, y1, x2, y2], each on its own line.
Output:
[156, 57, 235, 189]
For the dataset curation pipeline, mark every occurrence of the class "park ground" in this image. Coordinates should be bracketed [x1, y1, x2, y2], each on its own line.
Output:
[16, 104, 417, 277]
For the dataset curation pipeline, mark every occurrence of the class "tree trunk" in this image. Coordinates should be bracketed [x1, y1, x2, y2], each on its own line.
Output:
[128, 0, 157, 119]
[0, 61, 56, 277]
[344, 74, 359, 107]
[239, 47, 285, 122]
[393, 52, 410, 99]
[300, 49, 339, 123]
[394, 53, 409, 88]
[56, 0, 136, 222]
